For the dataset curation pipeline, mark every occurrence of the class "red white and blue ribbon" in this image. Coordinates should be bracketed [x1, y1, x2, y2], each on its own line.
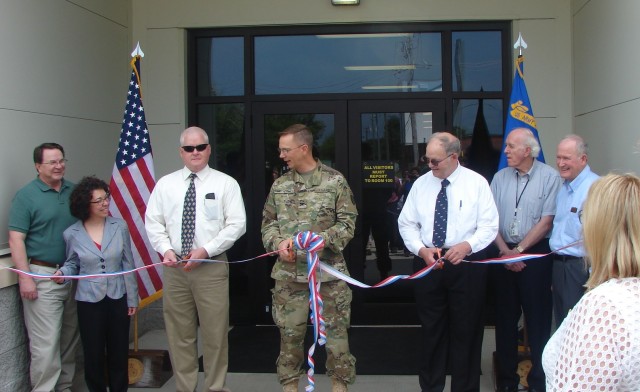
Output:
[293, 231, 326, 392]
[2, 234, 581, 392]
[319, 260, 442, 289]
[1, 249, 283, 280]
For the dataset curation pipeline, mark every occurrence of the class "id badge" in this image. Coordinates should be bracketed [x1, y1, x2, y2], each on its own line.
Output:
[509, 219, 519, 237]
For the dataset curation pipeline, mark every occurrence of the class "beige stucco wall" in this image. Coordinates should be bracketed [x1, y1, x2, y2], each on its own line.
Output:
[0, 2, 131, 388]
[0, 0, 131, 251]
[572, 0, 640, 175]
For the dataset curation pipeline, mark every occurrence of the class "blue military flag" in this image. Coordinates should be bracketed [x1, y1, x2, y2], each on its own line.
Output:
[498, 55, 545, 170]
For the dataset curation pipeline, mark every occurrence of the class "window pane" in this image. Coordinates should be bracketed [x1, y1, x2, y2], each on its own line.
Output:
[263, 114, 335, 193]
[452, 31, 502, 92]
[453, 99, 503, 181]
[196, 103, 245, 186]
[196, 37, 244, 96]
[255, 33, 442, 94]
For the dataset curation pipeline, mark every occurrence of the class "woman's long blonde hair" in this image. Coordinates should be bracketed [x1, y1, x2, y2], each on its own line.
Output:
[583, 173, 640, 290]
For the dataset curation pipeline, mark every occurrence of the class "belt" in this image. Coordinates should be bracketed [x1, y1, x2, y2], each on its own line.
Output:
[553, 255, 582, 262]
[30, 259, 60, 268]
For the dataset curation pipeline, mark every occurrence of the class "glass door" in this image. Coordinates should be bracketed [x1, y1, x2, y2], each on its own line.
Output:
[347, 99, 446, 325]
[249, 101, 348, 324]
[248, 99, 445, 325]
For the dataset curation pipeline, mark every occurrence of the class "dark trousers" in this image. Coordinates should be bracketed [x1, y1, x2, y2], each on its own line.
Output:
[491, 240, 552, 391]
[552, 256, 589, 327]
[413, 250, 488, 392]
[77, 296, 130, 392]
[362, 214, 392, 274]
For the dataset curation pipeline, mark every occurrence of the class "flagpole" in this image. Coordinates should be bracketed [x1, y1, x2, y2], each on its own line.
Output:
[497, 33, 545, 170]
[514, 32, 527, 56]
[112, 42, 171, 387]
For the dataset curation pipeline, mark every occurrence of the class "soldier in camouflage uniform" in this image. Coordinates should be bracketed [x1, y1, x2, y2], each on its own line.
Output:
[261, 124, 358, 392]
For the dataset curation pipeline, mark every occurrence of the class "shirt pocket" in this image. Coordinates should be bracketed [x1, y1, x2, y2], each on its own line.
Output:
[524, 190, 545, 222]
[308, 189, 337, 229]
[203, 197, 220, 220]
[273, 190, 296, 219]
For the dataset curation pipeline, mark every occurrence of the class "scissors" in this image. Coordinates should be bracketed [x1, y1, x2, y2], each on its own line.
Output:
[434, 248, 445, 270]
[287, 238, 295, 260]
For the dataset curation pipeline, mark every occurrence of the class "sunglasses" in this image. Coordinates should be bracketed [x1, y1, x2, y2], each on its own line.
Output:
[181, 143, 208, 153]
[425, 153, 453, 167]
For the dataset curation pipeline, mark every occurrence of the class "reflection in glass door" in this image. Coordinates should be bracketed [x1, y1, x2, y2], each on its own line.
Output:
[263, 113, 336, 194]
[360, 111, 433, 284]
[348, 100, 445, 325]
[250, 101, 348, 324]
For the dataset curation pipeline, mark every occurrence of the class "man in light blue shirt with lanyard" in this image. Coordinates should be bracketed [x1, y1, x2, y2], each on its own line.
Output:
[549, 135, 599, 327]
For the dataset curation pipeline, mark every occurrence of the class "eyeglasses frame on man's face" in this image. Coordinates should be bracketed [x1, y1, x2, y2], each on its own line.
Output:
[90, 194, 111, 204]
[40, 159, 68, 166]
[181, 143, 209, 153]
[424, 153, 453, 167]
[277, 144, 306, 155]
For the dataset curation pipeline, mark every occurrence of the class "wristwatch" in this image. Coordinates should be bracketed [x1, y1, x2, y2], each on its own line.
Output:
[515, 244, 525, 253]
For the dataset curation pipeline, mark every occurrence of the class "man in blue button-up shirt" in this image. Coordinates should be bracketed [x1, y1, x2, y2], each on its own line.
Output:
[549, 134, 600, 327]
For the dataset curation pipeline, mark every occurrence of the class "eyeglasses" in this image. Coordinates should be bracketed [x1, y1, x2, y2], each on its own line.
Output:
[40, 159, 68, 166]
[277, 145, 305, 155]
[90, 194, 111, 204]
[425, 154, 453, 167]
[181, 144, 209, 153]
[578, 210, 583, 223]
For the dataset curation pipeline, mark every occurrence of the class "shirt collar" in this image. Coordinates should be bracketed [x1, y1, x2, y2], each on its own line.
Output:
[512, 158, 539, 178]
[182, 165, 211, 180]
[565, 164, 592, 192]
[35, 176, 70, 192]
[292, 159, 323, 186]
[446, 162, 462, 184]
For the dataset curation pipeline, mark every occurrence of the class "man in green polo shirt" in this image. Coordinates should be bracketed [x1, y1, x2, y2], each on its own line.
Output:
[8, 143, 81, 392]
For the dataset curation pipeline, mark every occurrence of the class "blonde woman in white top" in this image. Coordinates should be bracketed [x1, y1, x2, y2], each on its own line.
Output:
[542, 173, 640, 391]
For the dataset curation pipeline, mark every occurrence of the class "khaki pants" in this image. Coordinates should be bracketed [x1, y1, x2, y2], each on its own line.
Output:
[163, 257, 230, 392]
[22, 264, 81, 392]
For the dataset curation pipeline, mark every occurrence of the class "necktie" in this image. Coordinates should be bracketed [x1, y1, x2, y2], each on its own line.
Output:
[432, 178, 450, 248]
[181, 173, 197, 257]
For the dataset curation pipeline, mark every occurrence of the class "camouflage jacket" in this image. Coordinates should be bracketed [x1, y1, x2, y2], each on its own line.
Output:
[261, 161, 358, 283]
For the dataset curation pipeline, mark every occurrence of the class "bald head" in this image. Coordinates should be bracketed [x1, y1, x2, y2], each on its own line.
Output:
[426, 132, 460, 179]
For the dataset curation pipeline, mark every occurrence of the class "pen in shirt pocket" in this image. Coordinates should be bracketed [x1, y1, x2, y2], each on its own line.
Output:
[205, 193, 215, 200]
[459, 200, 462, 209]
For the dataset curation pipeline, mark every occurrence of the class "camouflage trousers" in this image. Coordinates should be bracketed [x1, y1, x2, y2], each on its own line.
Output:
[272, 279, 356, 386]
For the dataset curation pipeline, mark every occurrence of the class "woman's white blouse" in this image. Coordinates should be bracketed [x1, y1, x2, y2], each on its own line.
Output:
[542, 278, 640, 391]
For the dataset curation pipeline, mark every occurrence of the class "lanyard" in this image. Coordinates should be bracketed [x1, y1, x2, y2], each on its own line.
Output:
[514, 171, 530, 217]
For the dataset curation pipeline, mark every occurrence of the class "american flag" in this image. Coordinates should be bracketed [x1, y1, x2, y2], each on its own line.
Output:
[109, 56, 163, 305]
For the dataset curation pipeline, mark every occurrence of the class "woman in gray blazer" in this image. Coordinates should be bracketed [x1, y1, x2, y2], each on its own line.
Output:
[53, 176, 138, 392]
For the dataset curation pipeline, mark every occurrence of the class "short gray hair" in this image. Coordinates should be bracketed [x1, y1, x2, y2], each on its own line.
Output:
[560, 134, 588, 156]
[512, 128, 541, 158]
[180, 127, 209, 145]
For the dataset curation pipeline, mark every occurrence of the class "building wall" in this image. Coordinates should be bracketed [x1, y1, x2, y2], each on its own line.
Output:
[0, 1, 130, 388]
[2, 0, 638, 387]
[572, 0, 640, 175]
[0, 281, 29, 391]
[0, 0, 131, 250]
